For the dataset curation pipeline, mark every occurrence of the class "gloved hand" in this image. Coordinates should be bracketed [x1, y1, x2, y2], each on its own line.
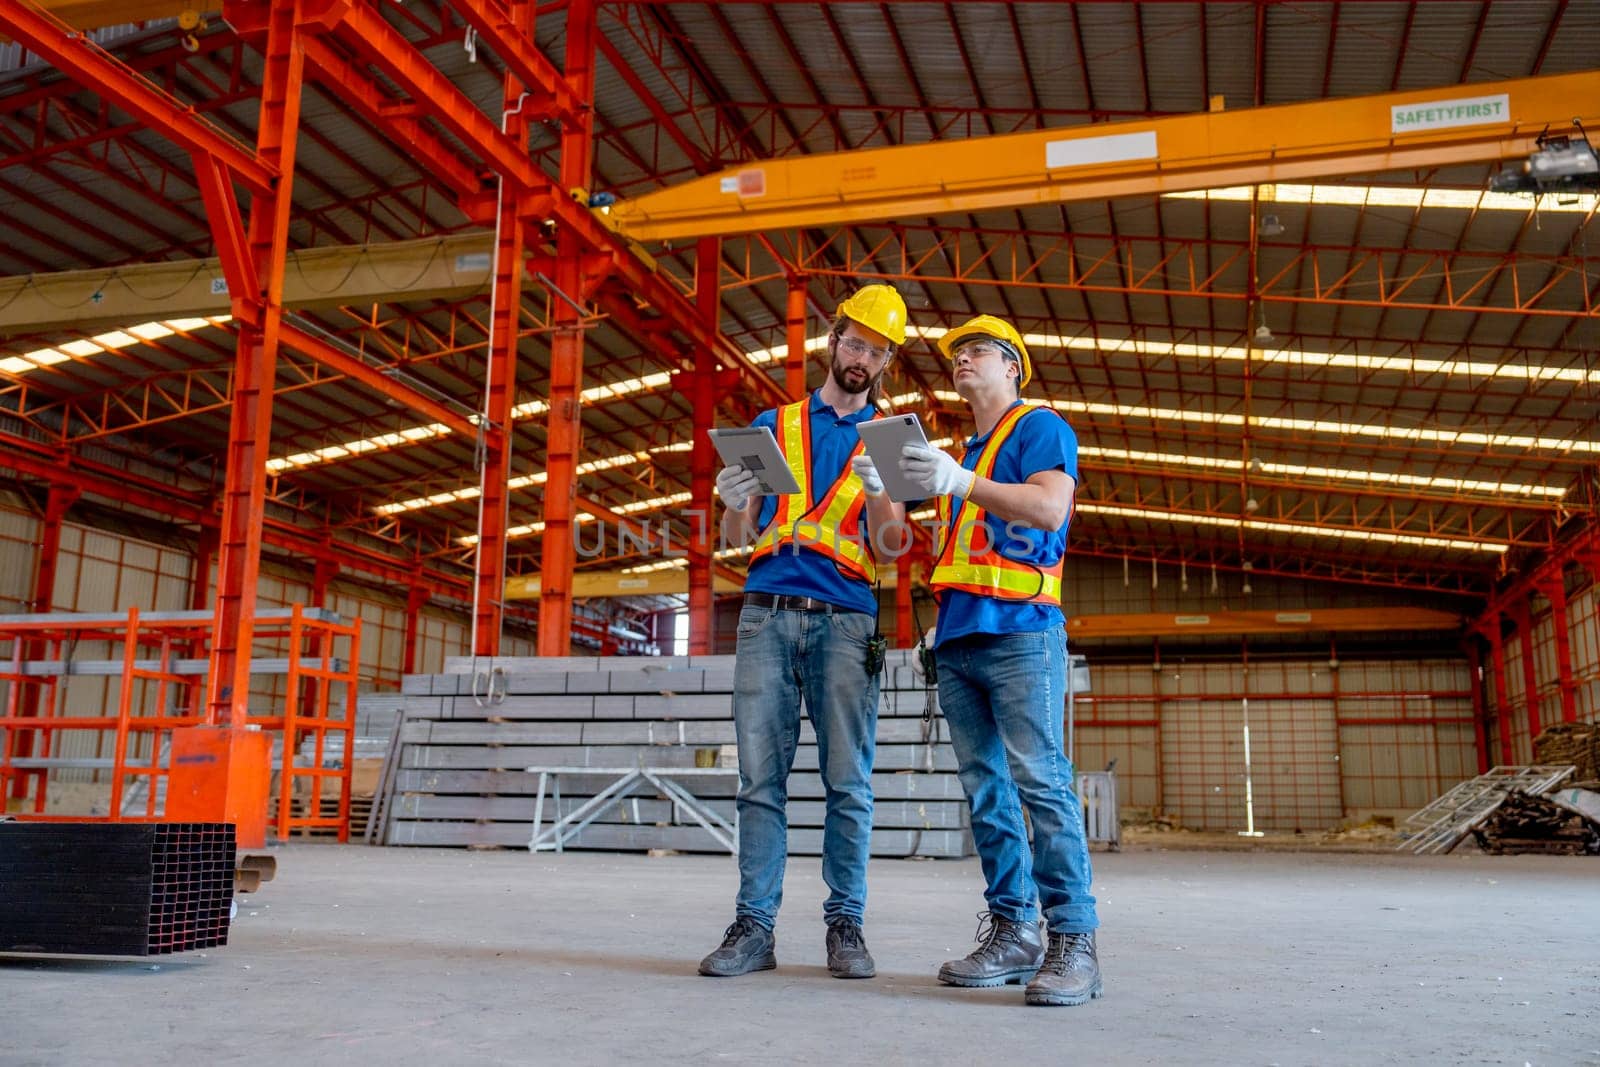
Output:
[715, 464, 762, 511]
[900, 443, 975, 499]
[850, 454, 885, 498]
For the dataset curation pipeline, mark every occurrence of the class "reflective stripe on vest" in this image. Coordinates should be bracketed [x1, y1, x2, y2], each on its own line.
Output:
[931, 403, 1064, 604]
[749, 399, 877, 583]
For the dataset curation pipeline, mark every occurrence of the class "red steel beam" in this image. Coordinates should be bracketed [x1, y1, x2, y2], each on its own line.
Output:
[784, 275, 808, 400]
[753, 226, 1600, 320]
[298, 35, 484, 198]
[0, 0, 274, 196]
[440, 0, 581, 126]
[321, 0, 787, 411]
[1536, 577, 1578, 725]
[687, 235, 717, 654]
[470, 0, 535, 656]
[535, 0, 596, 655]
[276, 322, 477, 439]
[6, 482, 80, 797]
[1466, 641, 1489, 774]
[0, 433, 475, 599]
[207, 0, 303, 725]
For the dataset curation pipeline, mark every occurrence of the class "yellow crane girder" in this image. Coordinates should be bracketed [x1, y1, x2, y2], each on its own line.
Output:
[0, 0, 198, 34]
[0, 234, 493, 338]
[505, 570, 744, 601]
[606, 70, 1600, 242]
[1066, 607, 1460, 640]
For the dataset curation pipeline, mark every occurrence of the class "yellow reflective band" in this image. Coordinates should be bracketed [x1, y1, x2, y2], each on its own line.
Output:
[932, 403, 1061, 603]
[931, 562, 1060, 602]
[749, 399, 876, 582]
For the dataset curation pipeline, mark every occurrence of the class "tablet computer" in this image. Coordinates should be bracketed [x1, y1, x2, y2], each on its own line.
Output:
[708, 426, 801, 496]
[856, 413, 932, 503]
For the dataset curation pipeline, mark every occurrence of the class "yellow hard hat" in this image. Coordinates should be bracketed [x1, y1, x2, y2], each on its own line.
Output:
[834, 284, 908, 346]
[937, 314, 1033, 389]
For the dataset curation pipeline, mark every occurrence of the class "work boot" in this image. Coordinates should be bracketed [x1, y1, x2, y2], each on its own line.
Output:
[937, 912, 1045, 987]
[698, 916, 776, 977]
[1025, 931, 1104, 1006]
[825, 918, 876, 979]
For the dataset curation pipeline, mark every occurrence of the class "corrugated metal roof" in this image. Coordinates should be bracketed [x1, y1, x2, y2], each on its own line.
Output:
[1, 1, 1596, 594]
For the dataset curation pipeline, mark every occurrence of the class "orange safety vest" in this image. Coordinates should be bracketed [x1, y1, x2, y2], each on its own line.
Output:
[748, 399, 878, 583]
[931, 403, 1065, 604]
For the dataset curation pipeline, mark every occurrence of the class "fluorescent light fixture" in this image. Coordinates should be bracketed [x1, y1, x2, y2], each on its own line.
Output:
[268, 423, 452, 474]
[1077, 502, 1508, 554]
[127, 322, 175, 341]
[1079, 444, 1565, 499]
[0, 316, 230, 377]
[1039, 333, 1600, 386]
[459, 491, 698, 545]
[622, 543, 755, 574]
[1165, 182, 1599, 214]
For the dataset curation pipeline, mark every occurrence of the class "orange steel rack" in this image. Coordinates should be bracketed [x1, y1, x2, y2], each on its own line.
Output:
[0, 604, 360, 842]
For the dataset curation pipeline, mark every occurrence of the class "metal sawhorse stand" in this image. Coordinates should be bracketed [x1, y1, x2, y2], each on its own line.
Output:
[525, 765, 740, 854]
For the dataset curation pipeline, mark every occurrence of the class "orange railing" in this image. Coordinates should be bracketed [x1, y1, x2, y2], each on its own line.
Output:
[0, 604, 360, 841]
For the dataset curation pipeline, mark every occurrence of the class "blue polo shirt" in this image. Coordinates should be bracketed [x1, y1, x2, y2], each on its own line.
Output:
[933, 403, 1078, 647]
[743, 390, 879, 615]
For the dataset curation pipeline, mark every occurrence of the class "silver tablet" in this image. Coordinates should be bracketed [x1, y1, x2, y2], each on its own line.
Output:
[708, 426, 801, 496]
[856, 413, 932, 503]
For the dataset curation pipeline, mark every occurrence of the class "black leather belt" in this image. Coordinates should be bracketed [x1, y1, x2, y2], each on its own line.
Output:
[744, 592, 846, 614]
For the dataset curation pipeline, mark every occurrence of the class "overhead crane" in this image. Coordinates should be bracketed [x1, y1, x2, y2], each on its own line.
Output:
[0, 0, 1593, 663]
[603, 69, 1600, 241]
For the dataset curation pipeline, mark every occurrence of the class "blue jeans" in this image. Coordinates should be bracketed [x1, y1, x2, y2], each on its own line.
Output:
[936, 625, 1098, 934]
[732, 603, 879, 929]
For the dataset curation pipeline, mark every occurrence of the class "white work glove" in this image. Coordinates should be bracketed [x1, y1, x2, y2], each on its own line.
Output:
[900, 443, 975, 499]
[715, 464, 762, 511]
[850, 454, 885, 498]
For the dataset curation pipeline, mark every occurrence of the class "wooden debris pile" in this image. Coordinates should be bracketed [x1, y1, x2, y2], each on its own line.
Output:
[1533, 722, 1600, 786]
[1472, 788, 1600, 856]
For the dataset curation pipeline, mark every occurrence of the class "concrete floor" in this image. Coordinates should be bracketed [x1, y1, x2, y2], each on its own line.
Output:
[4, 844, 1597, 1066]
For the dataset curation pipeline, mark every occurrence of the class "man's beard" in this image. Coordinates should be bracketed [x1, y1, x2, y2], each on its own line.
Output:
[829, 356, 877, 395]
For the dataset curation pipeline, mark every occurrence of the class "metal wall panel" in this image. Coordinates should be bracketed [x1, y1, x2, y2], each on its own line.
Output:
[0, 498, 38, 613]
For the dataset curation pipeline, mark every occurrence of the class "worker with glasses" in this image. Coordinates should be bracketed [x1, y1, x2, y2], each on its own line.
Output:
[700, 285, 907, 980]
[896, 313, 1104, 1007]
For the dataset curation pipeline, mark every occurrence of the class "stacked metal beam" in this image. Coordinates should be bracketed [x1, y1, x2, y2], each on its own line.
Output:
[373, 653, 973, 857]
[0, 822, 234, 956]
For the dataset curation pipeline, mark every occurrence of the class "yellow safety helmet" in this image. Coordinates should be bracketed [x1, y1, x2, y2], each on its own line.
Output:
[937, 314, 1033, 389]
[834, 284, 908, 346]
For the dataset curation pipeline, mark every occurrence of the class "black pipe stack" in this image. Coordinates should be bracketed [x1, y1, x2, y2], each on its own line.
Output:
[0, 822, 235, 956]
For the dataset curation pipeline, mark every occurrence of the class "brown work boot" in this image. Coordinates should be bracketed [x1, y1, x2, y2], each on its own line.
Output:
[937, 912, 1045, 987]
[1025, 930, 1103, 1006]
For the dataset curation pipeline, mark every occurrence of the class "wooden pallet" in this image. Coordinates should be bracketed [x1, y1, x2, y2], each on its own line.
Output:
[275, 793, 374, 840]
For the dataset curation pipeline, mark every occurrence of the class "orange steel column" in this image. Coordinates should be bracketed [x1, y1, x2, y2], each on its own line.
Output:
[207, 0, 303, 723]
[299, 556, 337, 745]
[9, 483, 78, 799]
[403, 585, 428, 676]
[1466, 641, 1489, 775]
[190, 524, 217, 611]
[687, 235, 720, 654]
[1487, 620, 1513, 766]
[1510, 601, 1542, 744]
[535, 0, 595, 655]
[785, 276, 808, 401]
[1536, 578, 1578, 725]
[472, 0, 534, 656]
